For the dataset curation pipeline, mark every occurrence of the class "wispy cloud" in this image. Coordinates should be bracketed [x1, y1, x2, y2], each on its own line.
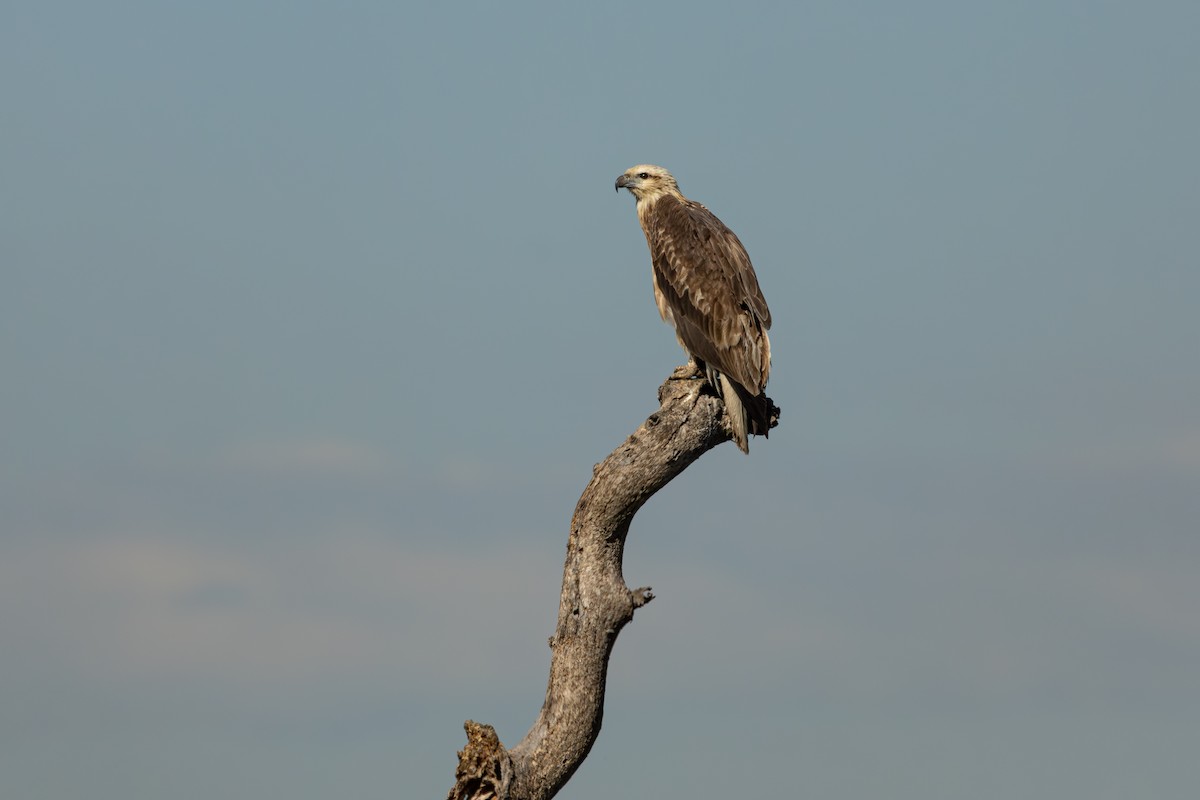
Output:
[0, 531, 556, 691]
[1055, 428, 1200, 474]
[1058, 556, 1200, 642]
[215, 437, 392, 477]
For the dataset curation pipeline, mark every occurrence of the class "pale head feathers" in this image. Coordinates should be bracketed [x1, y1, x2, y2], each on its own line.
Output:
[615, 164, 682, 203]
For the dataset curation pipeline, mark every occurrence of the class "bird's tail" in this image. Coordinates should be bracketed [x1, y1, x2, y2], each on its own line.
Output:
[710, 371, 739, 453]
[718, 374, 750, 453]
[717, 373, 771, 454]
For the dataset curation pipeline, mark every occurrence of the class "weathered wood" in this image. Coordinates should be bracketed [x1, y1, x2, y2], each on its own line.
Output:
[445, 365, 779, 800]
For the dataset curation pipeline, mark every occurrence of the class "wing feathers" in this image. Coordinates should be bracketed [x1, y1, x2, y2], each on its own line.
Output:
[644, 196, 771, 398]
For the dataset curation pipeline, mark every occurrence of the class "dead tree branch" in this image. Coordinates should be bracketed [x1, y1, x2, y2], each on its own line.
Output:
[445, 364, 780, 800]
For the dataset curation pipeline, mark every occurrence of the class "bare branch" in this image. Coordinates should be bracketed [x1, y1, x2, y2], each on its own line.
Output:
[445, 366, 779, 800]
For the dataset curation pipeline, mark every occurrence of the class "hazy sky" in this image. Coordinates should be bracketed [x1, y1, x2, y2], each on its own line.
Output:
[3, 2, 1198, 798]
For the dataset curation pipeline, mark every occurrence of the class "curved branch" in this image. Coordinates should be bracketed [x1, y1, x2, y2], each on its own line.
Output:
[446, 365, 779, 800]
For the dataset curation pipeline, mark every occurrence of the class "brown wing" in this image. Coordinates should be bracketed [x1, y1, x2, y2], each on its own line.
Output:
[644, 196, 771, 396]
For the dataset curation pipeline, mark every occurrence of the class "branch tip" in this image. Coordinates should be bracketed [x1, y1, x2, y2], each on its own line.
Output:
[447, 720, 512, 800]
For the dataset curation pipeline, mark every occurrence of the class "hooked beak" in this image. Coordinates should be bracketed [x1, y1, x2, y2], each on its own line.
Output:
[615, 174, 631, 192]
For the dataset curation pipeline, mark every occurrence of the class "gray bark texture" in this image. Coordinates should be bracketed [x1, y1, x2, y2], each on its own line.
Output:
[445, 364, 779, 800]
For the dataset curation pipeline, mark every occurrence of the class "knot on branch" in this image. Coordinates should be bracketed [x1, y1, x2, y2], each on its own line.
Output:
[447, 720, 512, 800]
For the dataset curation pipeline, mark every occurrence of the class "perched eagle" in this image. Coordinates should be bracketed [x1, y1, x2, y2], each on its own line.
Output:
[616, 164, 772, 453]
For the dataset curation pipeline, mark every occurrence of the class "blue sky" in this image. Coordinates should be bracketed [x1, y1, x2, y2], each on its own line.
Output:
[3, 2, 1198, 798]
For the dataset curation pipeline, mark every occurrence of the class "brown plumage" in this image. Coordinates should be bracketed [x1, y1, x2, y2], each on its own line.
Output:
[615, 164, 772, 453]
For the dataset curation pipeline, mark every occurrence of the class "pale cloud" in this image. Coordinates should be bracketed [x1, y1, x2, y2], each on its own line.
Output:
[431, 455, 497, 489]
[625, 545, 1200, 706]
[1160, 429, 1200, 469]
[0, 531, 555, 691]
[1057, 556, 1200, 642]
[1056, 428, 1200, 474]
[210, 437, 558, 494]
[215, 437, 392, 477]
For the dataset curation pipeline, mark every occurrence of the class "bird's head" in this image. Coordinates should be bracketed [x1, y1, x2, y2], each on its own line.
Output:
[615, 164, 681, 202]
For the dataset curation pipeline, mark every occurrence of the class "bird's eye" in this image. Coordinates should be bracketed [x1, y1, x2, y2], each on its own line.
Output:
[638, 172, 650, 179]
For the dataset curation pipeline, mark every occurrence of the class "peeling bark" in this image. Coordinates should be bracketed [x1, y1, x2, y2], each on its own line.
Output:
[445, 365, 779, 800]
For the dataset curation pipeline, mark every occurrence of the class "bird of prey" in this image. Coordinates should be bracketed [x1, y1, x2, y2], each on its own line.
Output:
[615, 164, 772, 453]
